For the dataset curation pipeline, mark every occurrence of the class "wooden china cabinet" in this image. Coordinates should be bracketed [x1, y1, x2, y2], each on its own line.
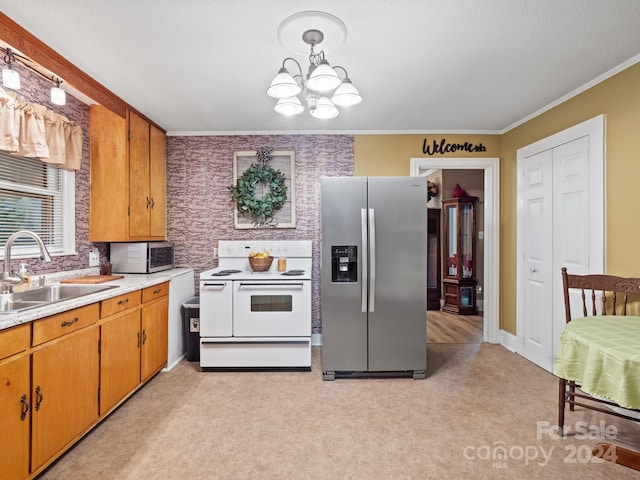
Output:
[441, 197, 478, 315]
[427, 209, 441, 310]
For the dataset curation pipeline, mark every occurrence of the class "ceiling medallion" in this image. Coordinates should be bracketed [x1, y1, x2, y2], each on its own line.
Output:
[267, 11, 362, 119]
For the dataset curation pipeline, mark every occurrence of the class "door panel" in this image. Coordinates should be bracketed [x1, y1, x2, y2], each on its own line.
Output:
[129, 111, 150, 237]
[520, 151, 553, 370]
[100, 310, 141, 415]
[0, 354, 30, 480]
[32, 327, 99, 471]
[367, 177, 427, 372]
[552, 136, 591, 359]
[320, 177, 368, 372]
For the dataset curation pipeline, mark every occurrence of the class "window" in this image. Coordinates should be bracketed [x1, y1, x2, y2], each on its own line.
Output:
[0, 151, 75, 259]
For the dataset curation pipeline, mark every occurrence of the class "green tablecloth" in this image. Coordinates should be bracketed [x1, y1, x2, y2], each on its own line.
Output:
[553, 316, 640, 410]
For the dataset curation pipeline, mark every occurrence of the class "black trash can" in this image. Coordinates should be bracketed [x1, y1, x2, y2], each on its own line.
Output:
[182, 296, 200, 362]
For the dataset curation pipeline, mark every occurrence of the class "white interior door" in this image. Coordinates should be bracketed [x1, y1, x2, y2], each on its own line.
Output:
[551, 136, 592, 354]
[517, 115, 604, 372]
[519, 150, 553, 369]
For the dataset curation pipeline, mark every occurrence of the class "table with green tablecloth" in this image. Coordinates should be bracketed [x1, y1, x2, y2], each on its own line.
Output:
[553, 315, 640, 410]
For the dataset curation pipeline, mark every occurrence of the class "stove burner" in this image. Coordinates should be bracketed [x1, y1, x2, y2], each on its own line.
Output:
[281, 270, 305, 276]
[210, 269, 243, 276]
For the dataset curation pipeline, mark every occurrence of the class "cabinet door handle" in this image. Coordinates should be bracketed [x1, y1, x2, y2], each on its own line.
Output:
[153, 288, 161, 295]
[61, 316, 79, 327]
[35, 385, 43, 411]
[20, 394, 30, 421]
[137, 331, 142, 348]
[146, 196, 151, 208]
[150, 197, 155, 209]
[118, 298, 129, 306]
[142, 330, 147, 345]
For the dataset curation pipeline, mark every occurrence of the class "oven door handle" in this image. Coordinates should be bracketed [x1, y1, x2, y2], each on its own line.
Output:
[237, 282, 305, 290]
[202, 282, 227, 290]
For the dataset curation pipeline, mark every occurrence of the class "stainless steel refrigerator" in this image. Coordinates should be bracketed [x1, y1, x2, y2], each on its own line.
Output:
[320, 176, 427, 380]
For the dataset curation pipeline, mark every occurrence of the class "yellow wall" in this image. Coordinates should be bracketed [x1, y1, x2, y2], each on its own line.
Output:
[354, 61, 640, 336]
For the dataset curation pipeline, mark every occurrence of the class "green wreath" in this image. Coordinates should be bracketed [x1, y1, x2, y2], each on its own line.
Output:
[229, 164, 287, 219]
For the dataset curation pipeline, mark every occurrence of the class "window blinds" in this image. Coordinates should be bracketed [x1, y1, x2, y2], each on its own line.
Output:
[0, 150, 64, 253]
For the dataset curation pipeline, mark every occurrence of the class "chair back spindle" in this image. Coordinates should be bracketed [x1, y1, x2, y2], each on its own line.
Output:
[562, 267, 640, 322]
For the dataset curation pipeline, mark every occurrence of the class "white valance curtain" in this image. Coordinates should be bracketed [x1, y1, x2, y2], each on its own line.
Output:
[0, 85, 82, 170]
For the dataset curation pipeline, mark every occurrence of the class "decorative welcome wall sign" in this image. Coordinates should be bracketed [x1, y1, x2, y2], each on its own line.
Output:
[422, 137, 487, 155]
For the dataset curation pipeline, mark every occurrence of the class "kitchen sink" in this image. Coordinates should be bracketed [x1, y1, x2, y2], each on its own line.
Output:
[0, 284, 119, 314]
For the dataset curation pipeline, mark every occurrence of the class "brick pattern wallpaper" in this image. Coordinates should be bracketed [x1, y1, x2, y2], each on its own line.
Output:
[0, 62, 107, 276]
[166, 134, 355, 332]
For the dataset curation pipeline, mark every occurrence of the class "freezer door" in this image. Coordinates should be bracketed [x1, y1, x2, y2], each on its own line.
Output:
[320, 177, 368, 372]
[367, 177, 427, 372]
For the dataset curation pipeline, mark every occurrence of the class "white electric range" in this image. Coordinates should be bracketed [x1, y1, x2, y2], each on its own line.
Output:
[199, 240, 312, 369]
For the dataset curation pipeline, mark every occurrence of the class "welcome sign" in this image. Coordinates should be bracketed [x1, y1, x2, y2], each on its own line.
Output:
[422, 137, 487, 155]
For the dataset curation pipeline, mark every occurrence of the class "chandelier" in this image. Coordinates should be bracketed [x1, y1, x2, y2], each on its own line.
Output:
[266, 27, 362, 119]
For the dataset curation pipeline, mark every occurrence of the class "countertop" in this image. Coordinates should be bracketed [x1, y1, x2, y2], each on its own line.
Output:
[0, 267, 194, 331]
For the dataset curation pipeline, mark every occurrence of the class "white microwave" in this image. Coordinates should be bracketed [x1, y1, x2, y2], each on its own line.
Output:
[110, 242, 175, 273]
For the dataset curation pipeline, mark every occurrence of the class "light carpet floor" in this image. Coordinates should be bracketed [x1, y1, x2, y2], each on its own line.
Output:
[38, 344, 640, 479]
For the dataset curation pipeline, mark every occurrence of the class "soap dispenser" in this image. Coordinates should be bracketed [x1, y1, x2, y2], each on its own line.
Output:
[14, 263, 31, 292]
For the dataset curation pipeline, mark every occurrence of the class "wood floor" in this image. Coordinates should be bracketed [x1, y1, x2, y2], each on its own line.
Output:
[427, 309, 483, 343]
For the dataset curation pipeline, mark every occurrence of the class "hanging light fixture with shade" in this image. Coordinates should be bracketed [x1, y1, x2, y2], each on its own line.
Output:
[266, 12, 362, 119]
[1, 46, 67, 105]
[50, 77, 66, 106]
[2, 48, 21, 90]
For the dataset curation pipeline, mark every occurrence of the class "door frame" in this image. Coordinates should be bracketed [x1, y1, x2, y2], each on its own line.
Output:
[515, 114, 605, 366]
[410, 157, 500, 343]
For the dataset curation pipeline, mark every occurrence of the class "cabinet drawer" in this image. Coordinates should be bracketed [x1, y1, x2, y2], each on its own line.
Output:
[33, 303, 100, 346]
[101, 290, 141, 318]
[0, 323, 30, 360]
[142, 282, 169, 303]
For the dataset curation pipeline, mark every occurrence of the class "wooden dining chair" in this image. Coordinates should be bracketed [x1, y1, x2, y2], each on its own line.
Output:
[558, 267, 640, 469]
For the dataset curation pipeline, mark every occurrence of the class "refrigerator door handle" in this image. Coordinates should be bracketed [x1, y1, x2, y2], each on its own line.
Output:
[361, 208, 368, 313]
[369, 208, 376, 312]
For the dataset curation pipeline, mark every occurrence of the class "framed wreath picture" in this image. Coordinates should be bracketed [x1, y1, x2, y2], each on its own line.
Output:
[231, 149, 296, 229]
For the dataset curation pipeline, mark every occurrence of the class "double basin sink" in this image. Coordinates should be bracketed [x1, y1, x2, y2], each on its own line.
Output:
[0, 284, 119, 314]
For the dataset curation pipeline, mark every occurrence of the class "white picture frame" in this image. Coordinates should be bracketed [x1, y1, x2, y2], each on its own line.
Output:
[232, 150, 296, 229]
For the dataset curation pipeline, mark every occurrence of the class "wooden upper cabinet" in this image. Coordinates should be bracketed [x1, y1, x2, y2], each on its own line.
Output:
[89, 105, 128, 241]
[128, 111, 167, 239]
[89, 106, 167, 242]
[149, 124, 167, 238]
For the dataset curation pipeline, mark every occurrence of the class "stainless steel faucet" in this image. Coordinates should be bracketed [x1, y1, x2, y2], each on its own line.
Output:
[1, 230, 53, 294]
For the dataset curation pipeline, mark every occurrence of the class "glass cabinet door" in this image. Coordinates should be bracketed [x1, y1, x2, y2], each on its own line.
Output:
[461, 204, 473, 278]
[446, 204, 457, 276]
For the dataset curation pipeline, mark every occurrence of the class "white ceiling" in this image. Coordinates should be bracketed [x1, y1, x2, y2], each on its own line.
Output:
[2, 0, 640, 135]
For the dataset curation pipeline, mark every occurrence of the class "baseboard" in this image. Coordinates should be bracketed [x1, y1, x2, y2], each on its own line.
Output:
[499, 329, 518, 352]
[163, 353, 186, 372]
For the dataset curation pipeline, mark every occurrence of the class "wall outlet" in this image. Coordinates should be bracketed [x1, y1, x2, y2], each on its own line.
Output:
[213, 247, 218, 258]
[89, 250, 100, 267]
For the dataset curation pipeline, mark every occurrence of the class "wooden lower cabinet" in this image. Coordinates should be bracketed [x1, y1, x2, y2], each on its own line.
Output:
[141, 293, 169, 382]
[100, 310, 141, 415]
[0, 282, 169, 479]
[31, 325, 100, 472]
[0, 353, 30, 480]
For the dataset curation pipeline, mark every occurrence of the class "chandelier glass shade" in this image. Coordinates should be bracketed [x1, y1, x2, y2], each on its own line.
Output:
[266, 29, 362, 119]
